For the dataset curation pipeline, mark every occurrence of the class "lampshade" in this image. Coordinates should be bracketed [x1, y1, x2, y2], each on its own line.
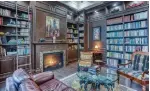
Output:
[92, 41, 103, 51]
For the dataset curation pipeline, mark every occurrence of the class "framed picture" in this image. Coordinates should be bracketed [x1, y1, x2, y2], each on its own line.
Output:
[46, 16, 60, 38]
[93, 27, 101, 40]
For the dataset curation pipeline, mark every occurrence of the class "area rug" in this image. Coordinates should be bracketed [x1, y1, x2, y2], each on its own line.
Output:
[60, 73, 137, 91]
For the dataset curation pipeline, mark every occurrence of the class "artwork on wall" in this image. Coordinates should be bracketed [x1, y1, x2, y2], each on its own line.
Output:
[93, 27, 101, 40]
[46, 16, 60, 38]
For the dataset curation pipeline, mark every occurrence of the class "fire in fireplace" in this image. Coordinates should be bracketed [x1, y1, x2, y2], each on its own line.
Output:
[43, 52, 64, 71]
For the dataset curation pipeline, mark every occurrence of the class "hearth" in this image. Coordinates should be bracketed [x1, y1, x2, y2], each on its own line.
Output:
[40, 50, 66, 72]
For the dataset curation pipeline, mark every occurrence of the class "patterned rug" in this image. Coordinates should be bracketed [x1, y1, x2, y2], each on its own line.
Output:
[60, 73, 137, 91]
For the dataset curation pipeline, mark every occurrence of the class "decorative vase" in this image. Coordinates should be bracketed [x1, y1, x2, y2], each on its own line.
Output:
[53, 36, 56, 43]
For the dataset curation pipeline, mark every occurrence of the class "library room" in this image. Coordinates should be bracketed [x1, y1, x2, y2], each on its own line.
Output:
[0, 1, 149, 91]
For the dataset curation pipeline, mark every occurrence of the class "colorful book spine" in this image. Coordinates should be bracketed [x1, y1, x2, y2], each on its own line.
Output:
[124, 29, 147, 37]
[107, 17, 123, 25]
[107, 45, 123, 51]
[107, 39, 123, 44]
[107, 32, 123, 37]
[107, 24, 123, 31]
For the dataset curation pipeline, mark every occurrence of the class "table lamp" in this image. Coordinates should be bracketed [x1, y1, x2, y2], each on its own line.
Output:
[92, 41, 103, 52]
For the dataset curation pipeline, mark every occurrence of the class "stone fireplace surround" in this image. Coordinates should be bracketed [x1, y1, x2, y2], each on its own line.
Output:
[40, 50, 66, 72]
[33, 44, 68, 73]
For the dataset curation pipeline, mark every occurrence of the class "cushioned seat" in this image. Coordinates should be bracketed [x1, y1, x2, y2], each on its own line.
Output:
[39, 79, 69, 91]
[117, 52, 149, 91]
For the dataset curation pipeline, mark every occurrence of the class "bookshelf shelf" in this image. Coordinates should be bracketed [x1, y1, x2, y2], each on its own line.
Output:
[106, 30, 123, 32]
[107, 37, 123, 39]
[0, 25, 29, 29]
[5, 35, 29, 37]
[106, 10, 148, 68]
[124, 18, 147, 23]
[107, 50, 123, 53]
[0, 15, 30, 21]
[107, 22, 123, 26]
[124, 27, 147, 30]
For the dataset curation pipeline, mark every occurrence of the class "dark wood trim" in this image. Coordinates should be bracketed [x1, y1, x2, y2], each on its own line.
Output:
[32, 42, 68, 45]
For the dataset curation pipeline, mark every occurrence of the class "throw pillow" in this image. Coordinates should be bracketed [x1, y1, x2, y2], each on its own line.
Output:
[6, 77, 18, 91]
[13, 68, 31, 84]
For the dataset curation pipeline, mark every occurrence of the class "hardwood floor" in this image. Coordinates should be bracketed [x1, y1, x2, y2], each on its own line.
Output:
[0, 62, 149, 91]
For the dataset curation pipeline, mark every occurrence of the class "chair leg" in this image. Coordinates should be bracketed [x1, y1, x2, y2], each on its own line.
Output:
[117, 74, 120, 84]
[130, 79, 132, 87]
[142, 85, 146, 91]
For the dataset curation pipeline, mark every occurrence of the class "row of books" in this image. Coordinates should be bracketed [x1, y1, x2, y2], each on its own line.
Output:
[79, 44, 84, 49]
[79, 26, 84, 30]
[124, 21, 147, 29]
[0, 8, 11, 16]
[134, 11, 148, 20]
[0, 36, 29, 44]
[124, 15, 134, 22]
[68, 39, 78, 43]
[107, 52, 123, 59]
[17, 46, 30, 56]
[107, 45, 123, 51]
[20, 29, 30, 36]
[79, 39, 84, 43]
[107, 58, 118, 67]
[107, 17, 123, 25]
[125, 46, 148, 52]
[68, 45, 78, 50]
[124, 11, 147, 22]
[67, 34, 78, 38]
[107, 39, 123, 44]
[124, 29, 147, 37]
[124, 53, 131, 60]
[0, 8, 29, 20]
[79, 33, 84, 37]
[0, 17, 2, 25]
[67, 29, 78, 34]
[107, 24, 123, 31]
[107, 32, 123, 37]
[125, 38, 148, 44]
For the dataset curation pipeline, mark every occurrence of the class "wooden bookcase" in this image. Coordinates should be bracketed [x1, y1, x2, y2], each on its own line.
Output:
[106, 10, 149, 68]
[0, 1, 32, 82]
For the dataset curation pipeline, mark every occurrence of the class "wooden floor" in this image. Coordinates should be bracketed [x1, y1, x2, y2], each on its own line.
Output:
[0, 62, 149, 91]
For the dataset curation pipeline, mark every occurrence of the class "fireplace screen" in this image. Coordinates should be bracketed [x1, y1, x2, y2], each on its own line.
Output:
[43, 52, 63, 71]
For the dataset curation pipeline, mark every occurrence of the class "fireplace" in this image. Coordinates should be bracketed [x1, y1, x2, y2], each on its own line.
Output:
[40, 50, 66, 72]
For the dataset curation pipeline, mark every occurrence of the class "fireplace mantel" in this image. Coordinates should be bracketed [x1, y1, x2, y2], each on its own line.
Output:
[40, 50, 66, 72]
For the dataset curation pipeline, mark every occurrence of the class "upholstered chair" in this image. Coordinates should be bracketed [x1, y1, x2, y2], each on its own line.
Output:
[78, 51, 93, 71]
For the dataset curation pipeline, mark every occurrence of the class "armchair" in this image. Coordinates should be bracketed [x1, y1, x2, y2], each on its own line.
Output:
[117, 52, 149, 91]
[78, 51, 93, 71]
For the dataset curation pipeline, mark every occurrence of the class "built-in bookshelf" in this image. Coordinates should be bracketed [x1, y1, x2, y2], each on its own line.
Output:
[67, 22, 78, 63]
[78, 23, 84, 50]
[0, 1, 32, 82]
[106, 10, 148, 68]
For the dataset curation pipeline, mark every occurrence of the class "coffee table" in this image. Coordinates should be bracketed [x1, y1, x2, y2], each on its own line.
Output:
[77, 67, 118, 91]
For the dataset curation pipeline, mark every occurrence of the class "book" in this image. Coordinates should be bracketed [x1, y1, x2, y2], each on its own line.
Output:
[107, 17, 123, 25]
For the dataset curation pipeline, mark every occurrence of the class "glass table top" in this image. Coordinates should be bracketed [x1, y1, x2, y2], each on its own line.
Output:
[77, 66, 118, 84]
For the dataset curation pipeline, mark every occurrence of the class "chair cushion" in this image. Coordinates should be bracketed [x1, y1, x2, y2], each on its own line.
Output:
[6, 77, 18, 91]
[80, 52, 93, 60]
[78, 60, 92, 67]
[18, 79, 41, 91]
[132, 54, 149, 71]
[119, 68, 149, 80]
[13, 68, 31, 84]
[39, 79, 68, 91]
[33, 71, 54, 85]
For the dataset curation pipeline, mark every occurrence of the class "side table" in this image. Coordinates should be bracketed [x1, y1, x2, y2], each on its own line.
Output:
[93, 51, 104, 65]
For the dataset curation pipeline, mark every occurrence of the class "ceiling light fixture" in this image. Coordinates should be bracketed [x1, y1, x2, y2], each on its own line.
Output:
[95, 10, 98, 13]
[113, 3, 117, 7]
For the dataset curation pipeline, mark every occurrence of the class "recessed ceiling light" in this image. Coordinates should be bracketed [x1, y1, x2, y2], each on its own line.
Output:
[113, 3, 117, 7]
[95, 10, 98, 13]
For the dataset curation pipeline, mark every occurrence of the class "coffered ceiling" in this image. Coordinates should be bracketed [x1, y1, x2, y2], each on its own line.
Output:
[59, 1, 104, 11]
